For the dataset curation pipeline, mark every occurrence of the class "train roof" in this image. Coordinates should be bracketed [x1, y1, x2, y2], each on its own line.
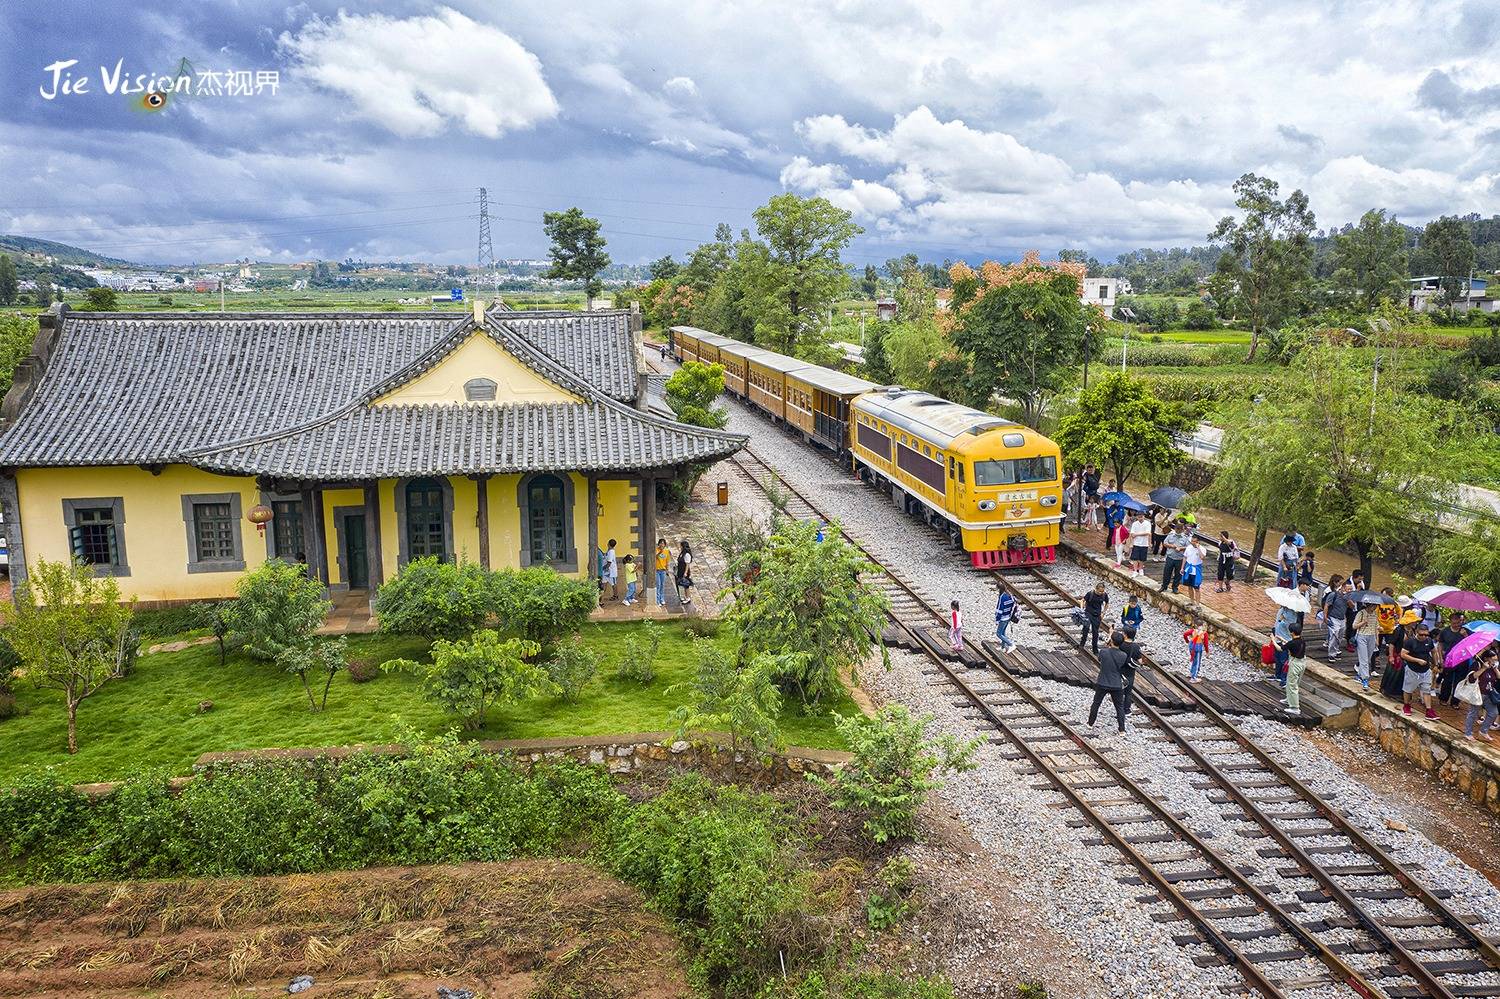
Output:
[694, 332, 737, 348]
[748, 351, 812, 374]
[789, 366, 880, 396]
[716, 339, 771, 361]
[854, 388, 1019, 448]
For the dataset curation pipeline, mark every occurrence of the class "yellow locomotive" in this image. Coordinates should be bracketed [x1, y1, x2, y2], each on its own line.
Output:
[668, 326, 1065, 567]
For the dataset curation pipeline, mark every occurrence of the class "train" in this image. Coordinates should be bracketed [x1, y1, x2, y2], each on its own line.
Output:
[669, 326, 1064, 567]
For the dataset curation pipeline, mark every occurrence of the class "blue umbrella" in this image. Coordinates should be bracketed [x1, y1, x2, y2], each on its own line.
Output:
[1101, 491, 1134, 504]
[1465, 620, 1500, 637]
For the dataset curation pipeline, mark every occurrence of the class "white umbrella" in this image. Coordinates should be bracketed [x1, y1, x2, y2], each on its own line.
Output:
[1264, 586, 1311, 613]
[1411, 584, 1457, 603]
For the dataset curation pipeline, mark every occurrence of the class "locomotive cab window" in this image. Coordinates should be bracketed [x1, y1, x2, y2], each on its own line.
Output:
[974, 455, 1056, 486]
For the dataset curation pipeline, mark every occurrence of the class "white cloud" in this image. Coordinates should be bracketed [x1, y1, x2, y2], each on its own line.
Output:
[821, 179, 904, 219]
[663, 76, 699, 100]
[779, 156, 848, 191]
[278, 7, 557, 138]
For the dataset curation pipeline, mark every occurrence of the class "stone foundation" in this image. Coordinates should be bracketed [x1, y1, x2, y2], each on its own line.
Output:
[1360, 707, 1500, 813]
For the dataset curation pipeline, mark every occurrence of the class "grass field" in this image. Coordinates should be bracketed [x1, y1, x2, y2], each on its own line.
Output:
[0, 620, 855, 784]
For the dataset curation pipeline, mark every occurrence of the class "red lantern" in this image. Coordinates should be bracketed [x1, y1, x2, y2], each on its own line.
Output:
[247, 503, 274, 537]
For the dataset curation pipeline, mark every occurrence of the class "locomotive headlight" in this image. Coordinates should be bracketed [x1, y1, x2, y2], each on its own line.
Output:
[1039, 495, 1058, 507]
[978, 499, 997, 511]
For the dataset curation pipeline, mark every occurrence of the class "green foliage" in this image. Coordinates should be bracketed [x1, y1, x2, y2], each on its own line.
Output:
[373, 556, 492, 640]
[648, 254, 680, 281]
[1331, 208, 1409, 310]
[83, 286, 119, 311]
[727, 519, 889, 705]
[617, 620, 662, 684]
[861, 318, 894, 384]
[188, 600, 236, 666]
[541, 207, 611, 299]
[864, 856, 915, 930]
[665, 359, 729, 428]
[751, 194, 862, 355]
[0, 735, 624, 883]
[0, 254, 16, 305]
[0, 313, 39, 397]
[1427, 522, 1500, 597]
[883, 320, 948, 393]
[384, 630, 551, 729]
[1055, 372, 1191, 490]
[546, 635, 599, 702]
[1206, 173, 1316, 360]
[1016, 982, 1050, 999]
[670, 641, 784, 759]
[8, 558, 135, 754]
[277, 637, 347, 712]
[1182, 299, 1218, 330]
[1419, 215, 1478, 308]
[763, 972, 956, 999]
[490, 566, 598, 653]
[812, 705, 978, 844]
[231, 559, 331, 662]
[600, 773, 809, 989]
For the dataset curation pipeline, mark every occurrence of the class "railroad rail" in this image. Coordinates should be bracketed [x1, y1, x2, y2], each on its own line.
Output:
[722, 445, 1500, 999]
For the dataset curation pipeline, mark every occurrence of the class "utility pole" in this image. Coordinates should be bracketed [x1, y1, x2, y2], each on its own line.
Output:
[477, 187, 494, 273]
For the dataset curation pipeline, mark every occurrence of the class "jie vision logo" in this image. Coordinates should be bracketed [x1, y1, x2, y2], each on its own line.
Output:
[39, 58, 279, 113]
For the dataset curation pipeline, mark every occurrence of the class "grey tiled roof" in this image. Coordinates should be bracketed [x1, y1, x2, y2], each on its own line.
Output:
[191, 402, 743, 478]
[0, 307, 736, 477]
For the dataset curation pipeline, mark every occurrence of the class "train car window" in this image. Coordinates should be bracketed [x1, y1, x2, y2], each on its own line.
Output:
[948, 456, 955, 479]
[973, 455, 1057, 486]
[1003, 432, 1025, 448]
[958, 462, 965, 483]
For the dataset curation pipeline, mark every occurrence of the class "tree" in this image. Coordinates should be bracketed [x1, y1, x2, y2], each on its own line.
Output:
[648, 255, 680, 281]
[750, 194, 862, 355]
[385, 630, 551, 729]
[231, 560, 331, 662]
[279, 637, 347, 712]
[32, 276, 53, 308]
[882, 320, 947, 393]
[1057, 248, 1103, 273]
[1419, 216, 1477, 310]
[861, 263, 879, 298]
[1196, 399, 1305, 575]
[669, 640, 783, 763]
[1055, 373, 1191, 492]
[488, 567, 598, 655]
[883, 254, 918, 285]
[84, 286, 119, 311]
[188, 600, 237, 666]
[0, 314, 39, 397]
[0, 254, 17, 306]
[1330, 209, 1409, 310]
[1428, 522, 1500, 599]
[1207, 173, 1316, 361]
[1182, 300, 1217, 330]
[373, 556, 492, 641]
[862, 319, 894, 384]
[726, 519, 888, 705]
[8, 558, 135, 753]
[541, 207, 611, 299]
[664, 360, 728, 429]
[892, 261, 937, 324]
[811, 704, 978, 843]
[946, 254, 1098, 427]
[546, 635, 599, 702]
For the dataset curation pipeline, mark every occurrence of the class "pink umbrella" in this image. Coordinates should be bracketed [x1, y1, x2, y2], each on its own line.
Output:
[1428, 589, 1500, 613]
[1444, 630, 1497, 669]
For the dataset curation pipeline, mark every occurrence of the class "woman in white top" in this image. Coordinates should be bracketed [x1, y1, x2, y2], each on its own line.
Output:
[1180, 538, 1206, 603]
[1127, 513, 1152, 577]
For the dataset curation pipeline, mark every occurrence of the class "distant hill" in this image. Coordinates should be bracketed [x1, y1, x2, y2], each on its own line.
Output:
[0, 235, 133, 268]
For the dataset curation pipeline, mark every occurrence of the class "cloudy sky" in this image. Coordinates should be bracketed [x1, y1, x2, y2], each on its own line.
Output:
[2, 1, 1498, 266]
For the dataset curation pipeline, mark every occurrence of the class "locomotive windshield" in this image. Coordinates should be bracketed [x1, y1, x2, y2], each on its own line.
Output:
[973, 455, 1057, 486]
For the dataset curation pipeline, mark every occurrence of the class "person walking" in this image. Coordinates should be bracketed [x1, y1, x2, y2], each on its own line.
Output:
[1351, 601, 1380, 690]
[1160, 522, 1188, 594]
[1319, 577, 1350, 663]
[1088, 631, 1131, 734]
[1436, 612, 1469, 706]
[949, 599, 964, 654]
[1272, 603, 1298, 687]
[1080, 583, 1108, 655]
[1460, 648, 1499, 741]
[622, 554, 638, 606]
[675, 541, 694, 605]
[1283, 623, 1309, 716]
[654, 538, 670, 606]
[1215, 531, 1238, 593]
[1102, 499, 1123, 554]
[1120, 626, 1143, 713]
[1128, 512, 1151, 577]
[1380, 610, 1409, 699]
[1400, 623, 1439, 719]
[1275, 533, 1300, 588]
[1183, 622, 1210, 683]
[1109, 503, 1129, 563]
[1120, 593, 1144, 633]
[994, 584, 1018, 651]
[1180, 536, 1206, 603]
[603, 538, 619, 602]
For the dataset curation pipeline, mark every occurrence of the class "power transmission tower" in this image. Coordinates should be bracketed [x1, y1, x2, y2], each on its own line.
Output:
[476, 187, 494, 272]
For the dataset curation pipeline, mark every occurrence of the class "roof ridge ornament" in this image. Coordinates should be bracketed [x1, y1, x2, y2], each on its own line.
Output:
[473, 298, 486, 324]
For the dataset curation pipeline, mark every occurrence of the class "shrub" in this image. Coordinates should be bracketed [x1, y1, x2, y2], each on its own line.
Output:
[231, 560, 331, 662]
[131, 605, 202, 640]
[670, 641, 783, 762]
[683, 616, 720, 639]
[278, 637, 347, 712]
[864, 856, 915, 930]
[373, 556, 492, 641]
[762, 972, 955, 999]
[546, 635, 599, 702]
[188, 600, 237, 665]
[812, 705, 979, 844]
[616, 620, 662, 684]
[490, 566, 597, 652]
[346, 657, 379, 683]
[384, 630, 551, 729]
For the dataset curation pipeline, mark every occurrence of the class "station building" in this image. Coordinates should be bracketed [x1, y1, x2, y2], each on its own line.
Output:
[0, 303, 744, 606]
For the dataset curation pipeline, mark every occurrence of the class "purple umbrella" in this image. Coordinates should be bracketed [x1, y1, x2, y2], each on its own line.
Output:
[1444, 630, 1497, 669]
[1428, 589, 1500, 613]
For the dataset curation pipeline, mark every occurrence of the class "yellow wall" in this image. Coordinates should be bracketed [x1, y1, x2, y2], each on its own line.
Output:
[377, 479, 400, 582]
[15, 465, 265, 602]
[485, 473, 522, 570]
[319, 488, 365, 585]
[452, 475, 480, 564]
[597, 478, 639, 570]
[372, 332, 579, 406]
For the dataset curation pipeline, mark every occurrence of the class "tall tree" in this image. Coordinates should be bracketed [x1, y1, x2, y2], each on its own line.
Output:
[883, 253, 918, 285]
[1330, 209, 1409, 310]
[1197, 399, 1306, 576]
[861, 264, 879, 298]
[1419, 215, 1477, 309]
[1054, 373, 1191, 491]
[1057, 248, 1103, 273]
[647, 255, 679, 281]
[751, 194, 861, 355]
[946, 254, 1098, 428]
[0, 254, 17, 306]
[541, 207, 611, 299]
[862, 319, 894, 384]
[32, 275, 52, 308]
[1207, 173, 1316, 361]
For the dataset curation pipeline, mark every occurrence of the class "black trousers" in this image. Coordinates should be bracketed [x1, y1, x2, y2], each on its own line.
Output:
[1438, 667, 1461, 704]
[1089, 686, 1127, 732]
[1121, 667, 1138, 712]
[1080, 617, 1102, 655]
[1160, 557, 1183, 592]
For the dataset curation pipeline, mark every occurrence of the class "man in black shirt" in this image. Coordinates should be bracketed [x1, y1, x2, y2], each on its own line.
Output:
[1120, 626, 1143, 713]
[1436, 612, 1468, 706]
[1088, 631, 1130, 733]
[1400, 624, 1439, 719]
[1080, 583, 1108, 655]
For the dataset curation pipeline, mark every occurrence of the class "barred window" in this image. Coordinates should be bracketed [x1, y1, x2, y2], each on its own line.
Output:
[71, 506, 118, 566]
[193, 502, 236, 561]
[272, 499, 304, 558]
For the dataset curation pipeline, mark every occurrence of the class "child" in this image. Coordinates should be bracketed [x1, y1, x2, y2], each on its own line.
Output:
[1183, 622, 1209, 683]
[1120, 594, 1144, 632]
[949, 599, 963, 653]
[1180, 536, 1206, 603]
[603, 538, 619, 601]
[622, 554, 638, 606]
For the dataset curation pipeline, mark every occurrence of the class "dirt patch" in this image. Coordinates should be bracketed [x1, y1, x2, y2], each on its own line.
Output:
[0, 859, 689, 999]
[1288, 726, 1500, 888]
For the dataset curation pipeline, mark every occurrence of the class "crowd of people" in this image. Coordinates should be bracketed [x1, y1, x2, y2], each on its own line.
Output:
[597, 536, 695, 608]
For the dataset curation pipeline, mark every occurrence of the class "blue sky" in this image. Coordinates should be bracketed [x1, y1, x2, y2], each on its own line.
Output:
[2, 1, 1498, 266]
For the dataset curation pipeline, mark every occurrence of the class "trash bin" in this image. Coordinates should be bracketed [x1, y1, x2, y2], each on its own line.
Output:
[717, 481, 729, 505]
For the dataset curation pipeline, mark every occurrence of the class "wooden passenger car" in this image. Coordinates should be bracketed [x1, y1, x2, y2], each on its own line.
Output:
[746, 351, 810, 422]
[717, 340, 770, 398]
[690, 332, 736, 367]
[669, 325, 702, 363]
[784, 366, 878, 452]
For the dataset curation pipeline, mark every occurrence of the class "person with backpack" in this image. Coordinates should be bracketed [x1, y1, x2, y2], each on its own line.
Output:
[1352, 601, 1381, 690]
[1080, 583, 1109, 655]
[1400, 623, 1439, 719]
[1183, 622, 1209, 683]
[1318, 576, 1350, 663]
[1120, 593, 1144, 632]
[1088, 631, 1131, 734]
[994, 584, 1018, 652]
[675, 540, 694, 605]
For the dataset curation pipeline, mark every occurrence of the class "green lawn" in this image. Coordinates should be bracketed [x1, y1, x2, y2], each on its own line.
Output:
[0, 621, 855, 785]
[1130, 329, 1253, 345]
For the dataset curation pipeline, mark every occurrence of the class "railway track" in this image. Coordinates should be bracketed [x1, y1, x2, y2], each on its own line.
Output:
[721, 446, 1500, 999]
